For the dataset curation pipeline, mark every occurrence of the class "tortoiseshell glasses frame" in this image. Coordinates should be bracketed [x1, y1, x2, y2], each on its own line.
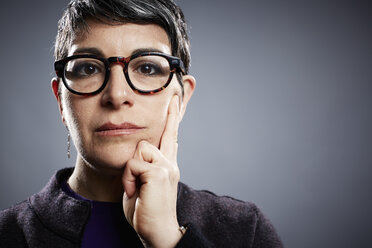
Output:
[54, 52, 186, 96]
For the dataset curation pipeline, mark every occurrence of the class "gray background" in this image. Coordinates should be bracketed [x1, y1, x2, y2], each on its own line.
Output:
[0, 0, 371, 247]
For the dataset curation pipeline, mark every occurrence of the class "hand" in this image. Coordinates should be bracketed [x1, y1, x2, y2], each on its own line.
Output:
[122, 95, 182, 248]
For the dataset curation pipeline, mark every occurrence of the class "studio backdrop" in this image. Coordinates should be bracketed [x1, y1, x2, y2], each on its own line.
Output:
[0, 1, 371, 247]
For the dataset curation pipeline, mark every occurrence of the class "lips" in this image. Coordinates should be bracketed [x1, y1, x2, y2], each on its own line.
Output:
[96, 122, 144, 136]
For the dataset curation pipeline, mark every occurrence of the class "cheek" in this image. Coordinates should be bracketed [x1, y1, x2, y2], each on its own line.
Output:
[145, 98, 169, 146]
[61, 92, 94, 145]
[144, 91, 177, 147]
[61, 91, 76, 129]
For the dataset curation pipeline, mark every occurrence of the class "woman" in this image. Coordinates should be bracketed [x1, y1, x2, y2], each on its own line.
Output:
[0, 0, 282, 247]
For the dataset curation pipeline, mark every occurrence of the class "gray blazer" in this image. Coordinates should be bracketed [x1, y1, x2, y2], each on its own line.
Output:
[0, 168, 282, 247]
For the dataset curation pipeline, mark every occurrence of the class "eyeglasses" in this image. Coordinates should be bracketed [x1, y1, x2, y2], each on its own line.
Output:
[54, 52, 185, 95]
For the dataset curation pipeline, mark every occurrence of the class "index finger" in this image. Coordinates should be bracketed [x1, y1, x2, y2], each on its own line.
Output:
[159, 95, 180, 161]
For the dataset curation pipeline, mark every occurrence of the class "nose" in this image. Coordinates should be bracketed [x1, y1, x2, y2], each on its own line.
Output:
[101, 63, 135, 109]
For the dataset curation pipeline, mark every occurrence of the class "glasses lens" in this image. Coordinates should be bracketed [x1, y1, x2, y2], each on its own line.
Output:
[128, 55, 171, 91]
[64, 58, 105, 94]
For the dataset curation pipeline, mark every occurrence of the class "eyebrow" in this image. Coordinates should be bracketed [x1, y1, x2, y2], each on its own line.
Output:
[72, 47, 105, 57]
[131, 48, 168, 56]
[72, 47, 169, 57]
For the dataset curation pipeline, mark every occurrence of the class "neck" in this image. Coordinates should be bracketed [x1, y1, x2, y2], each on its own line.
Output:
[68, 156, 124, 202]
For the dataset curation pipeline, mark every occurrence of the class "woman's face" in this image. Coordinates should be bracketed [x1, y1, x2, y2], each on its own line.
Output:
[52, 21, 194, 175]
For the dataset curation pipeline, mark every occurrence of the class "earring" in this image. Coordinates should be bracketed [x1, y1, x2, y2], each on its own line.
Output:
[67, 132, 71, 159]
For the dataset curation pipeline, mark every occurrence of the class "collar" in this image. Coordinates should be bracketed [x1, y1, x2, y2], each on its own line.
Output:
[28, 167, 189, 243]
[29, 168, 91, 243]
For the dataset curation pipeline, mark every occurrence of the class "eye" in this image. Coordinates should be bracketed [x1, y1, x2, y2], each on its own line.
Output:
[73, 62, 102, 77]
[65, 58, 104, 79]
[129, 55, 170, 80]
[136, 63, 162, 76]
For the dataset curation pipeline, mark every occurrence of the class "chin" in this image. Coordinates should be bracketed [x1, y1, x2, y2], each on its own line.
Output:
[87, 158, 127, 176]
[81, 149, 135, 176]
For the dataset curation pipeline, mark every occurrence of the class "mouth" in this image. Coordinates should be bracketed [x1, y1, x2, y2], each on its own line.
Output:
[95, 122, 145, 136]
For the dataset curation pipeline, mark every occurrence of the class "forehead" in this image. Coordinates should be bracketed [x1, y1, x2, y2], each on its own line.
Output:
[69, 21, 171, 57]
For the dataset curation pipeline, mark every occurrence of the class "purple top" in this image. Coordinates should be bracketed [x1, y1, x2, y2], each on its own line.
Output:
[61, 181, 142, 247]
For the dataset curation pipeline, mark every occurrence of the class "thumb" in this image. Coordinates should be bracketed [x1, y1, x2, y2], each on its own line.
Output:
[122, 191, 138, 227]
[133, 140, 160, 163]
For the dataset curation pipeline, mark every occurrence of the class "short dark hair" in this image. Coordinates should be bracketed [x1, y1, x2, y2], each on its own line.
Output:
[54, 0, 191, 76]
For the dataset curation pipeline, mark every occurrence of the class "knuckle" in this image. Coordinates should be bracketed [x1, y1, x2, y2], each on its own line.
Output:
[153, 166, 176, 182]
[124, 161, 131, 171]
[171, 167, 180, 182]
[157, 167, 169, 180]
[155, 164, 180, 182]
[125, 158, 135, 167]
[137, 140, 149, 149]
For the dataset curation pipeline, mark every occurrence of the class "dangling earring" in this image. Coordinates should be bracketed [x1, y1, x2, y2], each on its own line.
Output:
[67, 132, 71, 159]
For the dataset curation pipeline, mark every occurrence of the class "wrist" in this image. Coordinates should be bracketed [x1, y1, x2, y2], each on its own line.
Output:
[140, 222, 184, 248]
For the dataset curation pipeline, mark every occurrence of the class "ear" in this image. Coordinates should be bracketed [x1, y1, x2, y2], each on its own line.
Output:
[179, 75, 196, 121]
[51, 77, 66, 125]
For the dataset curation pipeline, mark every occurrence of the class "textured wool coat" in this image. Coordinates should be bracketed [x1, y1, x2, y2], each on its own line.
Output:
[0, 168, 283, 247]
